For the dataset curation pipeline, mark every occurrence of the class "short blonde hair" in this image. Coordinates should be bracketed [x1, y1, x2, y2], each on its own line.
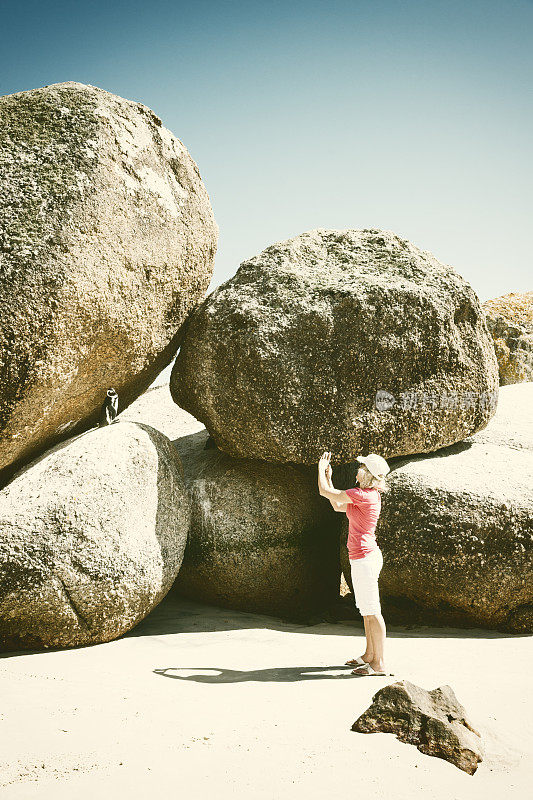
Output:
[357, 464, 387, 492]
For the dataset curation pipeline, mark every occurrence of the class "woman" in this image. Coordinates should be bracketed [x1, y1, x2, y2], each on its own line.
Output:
[318, 450, 392, 677]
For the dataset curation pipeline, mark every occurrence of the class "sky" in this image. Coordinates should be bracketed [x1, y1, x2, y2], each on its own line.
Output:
[1, 0, 531, 309]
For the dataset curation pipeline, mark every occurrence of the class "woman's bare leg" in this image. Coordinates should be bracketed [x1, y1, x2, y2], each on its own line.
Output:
[364, 613, 386, 671]
[362, 617, 374, 661]
[346, 617, 373, 663]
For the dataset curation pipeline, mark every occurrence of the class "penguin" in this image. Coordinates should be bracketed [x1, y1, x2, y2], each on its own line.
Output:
[99, 388, 119, 426]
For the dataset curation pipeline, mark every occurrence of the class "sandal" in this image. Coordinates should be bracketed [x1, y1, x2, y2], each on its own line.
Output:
[344, 657, 369, 667]
[351, 663, 393, 677]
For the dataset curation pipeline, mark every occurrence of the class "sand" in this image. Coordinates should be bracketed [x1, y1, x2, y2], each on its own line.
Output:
[1, 593, 531, 799]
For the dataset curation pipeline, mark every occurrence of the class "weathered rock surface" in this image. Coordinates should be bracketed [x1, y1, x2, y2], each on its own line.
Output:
[0, 81, 218, 485]
[0, 421, 190, 650]
[340, 383, 533, 631]
[122, 385, 341, 619]
[170, 228, 498, 465]
[173, 443, 341, 618]
[122, 384, 206, 446]
[483, 291, 533, 385]
[352, 680, 483, 774]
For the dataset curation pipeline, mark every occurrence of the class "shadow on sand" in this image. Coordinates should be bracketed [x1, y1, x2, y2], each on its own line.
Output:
[152, 664, 387, 683]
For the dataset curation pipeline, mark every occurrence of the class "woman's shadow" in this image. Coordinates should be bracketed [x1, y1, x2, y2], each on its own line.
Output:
[153, 665, 373, 683]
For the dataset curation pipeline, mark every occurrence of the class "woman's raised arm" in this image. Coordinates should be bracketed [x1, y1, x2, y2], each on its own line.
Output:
[318, 451, 353, 505]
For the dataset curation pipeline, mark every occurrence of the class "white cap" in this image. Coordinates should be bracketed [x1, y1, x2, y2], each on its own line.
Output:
[356, 453, 390, 479]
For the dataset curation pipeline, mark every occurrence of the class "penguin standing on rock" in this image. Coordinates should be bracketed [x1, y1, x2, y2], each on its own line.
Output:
[99, 388, 119, 427]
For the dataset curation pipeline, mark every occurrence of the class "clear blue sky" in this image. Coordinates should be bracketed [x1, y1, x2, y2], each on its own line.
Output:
[1, 0, 531, 302]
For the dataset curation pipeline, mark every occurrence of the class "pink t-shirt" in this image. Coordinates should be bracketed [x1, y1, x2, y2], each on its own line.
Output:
[345, 487, 382, 560]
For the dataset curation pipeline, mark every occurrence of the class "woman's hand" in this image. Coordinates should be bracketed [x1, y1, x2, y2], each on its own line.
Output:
[319, 451, 332, 472]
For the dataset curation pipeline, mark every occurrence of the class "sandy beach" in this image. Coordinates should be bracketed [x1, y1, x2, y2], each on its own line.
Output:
[1, 593, 531, 799]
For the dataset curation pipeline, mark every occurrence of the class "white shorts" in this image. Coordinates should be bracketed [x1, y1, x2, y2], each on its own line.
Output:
[349, 548, 383, 617]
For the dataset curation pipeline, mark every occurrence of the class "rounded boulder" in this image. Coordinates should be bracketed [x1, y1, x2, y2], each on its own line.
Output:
[0, 421, 191, 650]
[171, 432, 341, 619]
[170, 228, 498, 464]
[0, 81, 218, 483]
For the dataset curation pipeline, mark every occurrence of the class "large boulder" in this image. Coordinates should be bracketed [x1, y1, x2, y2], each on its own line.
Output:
[483, 291, 533, 385]
[352, 681, 483, 775]
[170, 228, 499, 465]
[340, 383, 533, 632]
[0, 421, 190, 650]
[173, 442, 340, 618]
[122, 385, 341, 619]
[0, 81, 218, 485]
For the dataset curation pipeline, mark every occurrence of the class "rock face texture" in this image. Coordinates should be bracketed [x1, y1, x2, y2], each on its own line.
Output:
[352, 681, 483, 775]
[173, 445, 340, 618]
[340, 383, 533, 632]
[122, 385, 341, 619]
[170, 229, 498, 465]
[121, 384, 206, 445]
[483, 292, 533, 385]
[0, 421, 190, 650]
[0, 81, 218, 484]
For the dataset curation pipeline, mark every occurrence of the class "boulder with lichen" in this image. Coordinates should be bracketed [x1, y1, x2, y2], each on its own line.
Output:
[0, 81, 217, 485]
[170, 228, 498, 465]
[0, 421, 190, 650]
[483, 291, 533, 385]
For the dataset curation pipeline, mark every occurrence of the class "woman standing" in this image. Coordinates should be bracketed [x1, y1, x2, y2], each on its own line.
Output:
[318, 450, 392, 677]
